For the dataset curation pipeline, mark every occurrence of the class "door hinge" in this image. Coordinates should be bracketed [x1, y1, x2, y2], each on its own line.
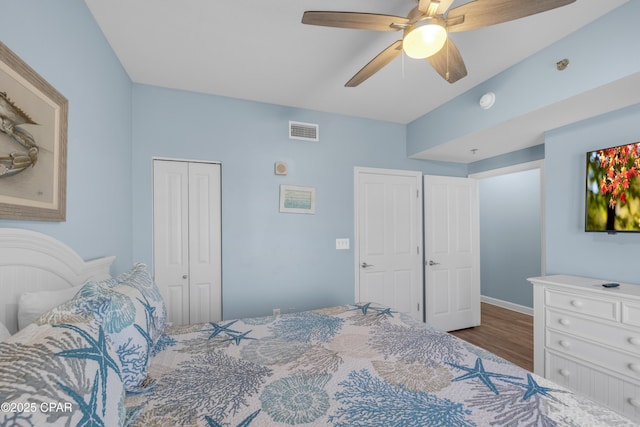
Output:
[417, 246, 419, 254]
[417, 189, 420, 198]
[417, 303, 420, 311]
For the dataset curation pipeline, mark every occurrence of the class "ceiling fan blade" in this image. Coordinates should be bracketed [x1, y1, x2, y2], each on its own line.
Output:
[446, 0, 576, 33]
[427, 38, 468, 84]
[302, 11, 408, 31]
[345, 40, 403, 87]
[418, 0, 439, 15]
[435, 0, 455, 15]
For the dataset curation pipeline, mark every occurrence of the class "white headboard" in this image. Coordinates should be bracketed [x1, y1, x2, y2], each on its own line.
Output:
[0, 228, 115, 334]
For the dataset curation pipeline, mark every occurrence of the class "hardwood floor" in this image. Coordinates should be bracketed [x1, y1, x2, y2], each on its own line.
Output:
[450, 302, 533, 371]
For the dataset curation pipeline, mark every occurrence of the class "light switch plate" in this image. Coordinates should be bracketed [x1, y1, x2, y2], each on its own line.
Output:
[335, 238, 350, 250]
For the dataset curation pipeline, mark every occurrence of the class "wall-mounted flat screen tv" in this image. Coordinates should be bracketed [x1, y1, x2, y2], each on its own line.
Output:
[585, 142, 640, 232]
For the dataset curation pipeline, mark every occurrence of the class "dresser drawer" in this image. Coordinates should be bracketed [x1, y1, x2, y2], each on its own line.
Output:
[547, 330, 640, 381]
[623, 302, 640, 328]
[546, 351, 640, 422]
[545, 288, 619, 321]
[547, 309, 640, 355]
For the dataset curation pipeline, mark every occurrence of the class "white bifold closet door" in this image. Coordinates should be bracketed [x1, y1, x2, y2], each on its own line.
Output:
[153, 159, 222, 325]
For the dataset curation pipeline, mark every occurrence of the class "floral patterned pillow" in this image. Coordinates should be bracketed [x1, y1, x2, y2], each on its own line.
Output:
[0, 321, 125, 426]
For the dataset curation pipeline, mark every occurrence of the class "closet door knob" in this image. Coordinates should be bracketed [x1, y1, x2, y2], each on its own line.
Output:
[182, 274, 188, 279]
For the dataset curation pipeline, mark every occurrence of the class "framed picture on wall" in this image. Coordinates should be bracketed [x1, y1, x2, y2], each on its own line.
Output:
[0, 42, 68, 221]
[279, 185, 316, 214]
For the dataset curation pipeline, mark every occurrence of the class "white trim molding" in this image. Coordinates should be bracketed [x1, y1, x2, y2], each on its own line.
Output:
[481, 295, 533, 316]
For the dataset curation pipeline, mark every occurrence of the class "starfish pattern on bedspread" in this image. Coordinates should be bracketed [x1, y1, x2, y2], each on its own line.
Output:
[54, 324, 119, 414]
[203, 320, 256, 345]
[375, 307, 395, 317]
[204, 320, 241, 339]
[350, 303, 395, 318]
[447, 358, 520, 395]
[223, 330, 256, 345]
[503, 373, 565, 401]
[352, 302, 373, 315]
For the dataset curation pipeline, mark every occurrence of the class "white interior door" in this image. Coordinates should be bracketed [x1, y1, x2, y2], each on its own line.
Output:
[424, 175, 480, 331]
[153, 160, 190, 325]
[153, 159, 222, 325]
[187, 162, 222, 323]
[355, 167, 423, 321]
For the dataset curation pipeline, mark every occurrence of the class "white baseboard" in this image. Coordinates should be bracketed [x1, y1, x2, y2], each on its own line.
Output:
[481, 295, 533, 316]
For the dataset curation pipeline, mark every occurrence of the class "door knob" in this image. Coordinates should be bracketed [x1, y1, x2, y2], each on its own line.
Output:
[182, 274, 188, 279]
[428, 260, 440, 266]
[361, 262, 374, 268]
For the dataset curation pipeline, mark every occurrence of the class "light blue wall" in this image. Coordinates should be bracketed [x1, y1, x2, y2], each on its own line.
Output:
[545, 104, 640, 284]
[479, 169, 541, 307]
[131, 84, 467, 319]
[407, 1, 640, 157]
[0, 0, 133, 274]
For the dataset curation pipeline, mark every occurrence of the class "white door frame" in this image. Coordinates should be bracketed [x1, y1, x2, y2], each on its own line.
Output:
[353, 166, 424, 318]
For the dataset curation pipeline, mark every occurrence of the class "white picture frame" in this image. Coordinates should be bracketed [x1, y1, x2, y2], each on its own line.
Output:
[279, 185, 316, 214]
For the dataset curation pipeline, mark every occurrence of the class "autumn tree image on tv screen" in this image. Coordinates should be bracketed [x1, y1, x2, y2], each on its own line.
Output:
[586, 142, 640, 231]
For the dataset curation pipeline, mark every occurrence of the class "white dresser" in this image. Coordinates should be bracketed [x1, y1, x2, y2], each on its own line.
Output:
[529, 275, 640, 422]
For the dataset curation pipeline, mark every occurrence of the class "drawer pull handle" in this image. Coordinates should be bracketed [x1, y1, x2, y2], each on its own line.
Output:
[629, 337, 640, 346]
[629, 398, 640, 408]
[628, 363, 640, 374]
[559, 340, 571, 348]
[558, 369, 570, 377]
[558, 318, 570, 326]
[570, 300, 583, 308]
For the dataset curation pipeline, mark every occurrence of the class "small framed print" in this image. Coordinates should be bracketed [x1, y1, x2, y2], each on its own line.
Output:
[279, 185, 316, 214]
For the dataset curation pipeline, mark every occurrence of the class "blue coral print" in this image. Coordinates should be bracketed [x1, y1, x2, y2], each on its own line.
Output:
[260, 375, 331, 424]
[270, 312, 344, 343]
[330, 369, 474, 427]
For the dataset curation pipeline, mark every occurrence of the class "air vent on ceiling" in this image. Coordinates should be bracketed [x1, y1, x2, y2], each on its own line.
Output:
[289, 121, 319, 142]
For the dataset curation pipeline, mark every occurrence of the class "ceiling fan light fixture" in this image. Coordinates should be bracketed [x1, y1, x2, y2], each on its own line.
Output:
[403, 18, 447, 59]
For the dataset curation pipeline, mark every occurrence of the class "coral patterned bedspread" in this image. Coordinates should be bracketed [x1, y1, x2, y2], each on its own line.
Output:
[125, 303, 634, 426]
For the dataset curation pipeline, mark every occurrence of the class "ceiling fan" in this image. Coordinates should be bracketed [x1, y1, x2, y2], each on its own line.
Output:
[302, 0, 576, 87]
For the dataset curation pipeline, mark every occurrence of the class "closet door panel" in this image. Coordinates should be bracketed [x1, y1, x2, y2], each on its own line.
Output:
[153, 160, 190, 325]
[188, 162, 222, 323]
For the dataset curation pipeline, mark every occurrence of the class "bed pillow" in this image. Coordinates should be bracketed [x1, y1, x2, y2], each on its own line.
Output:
[70, 281, 154, 392]
[17, 285, 84, 330]
[0, 321, 125, 426]
[0, 322, 10, 341]
[110, 263, 167, 345]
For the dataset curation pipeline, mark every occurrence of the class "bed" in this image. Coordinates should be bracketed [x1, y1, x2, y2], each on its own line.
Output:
[0, 228, 636, 426]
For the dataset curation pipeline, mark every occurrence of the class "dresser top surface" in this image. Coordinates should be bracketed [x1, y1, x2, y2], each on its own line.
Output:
[528, 275, 640, 300]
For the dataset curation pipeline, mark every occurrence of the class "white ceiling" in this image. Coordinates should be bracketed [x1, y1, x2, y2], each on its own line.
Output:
[85, 0, 629, 162]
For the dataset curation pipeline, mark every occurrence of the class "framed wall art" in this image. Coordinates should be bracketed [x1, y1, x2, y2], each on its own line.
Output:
[0, 42, 68, 221]
[279, 185, 316, 214]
